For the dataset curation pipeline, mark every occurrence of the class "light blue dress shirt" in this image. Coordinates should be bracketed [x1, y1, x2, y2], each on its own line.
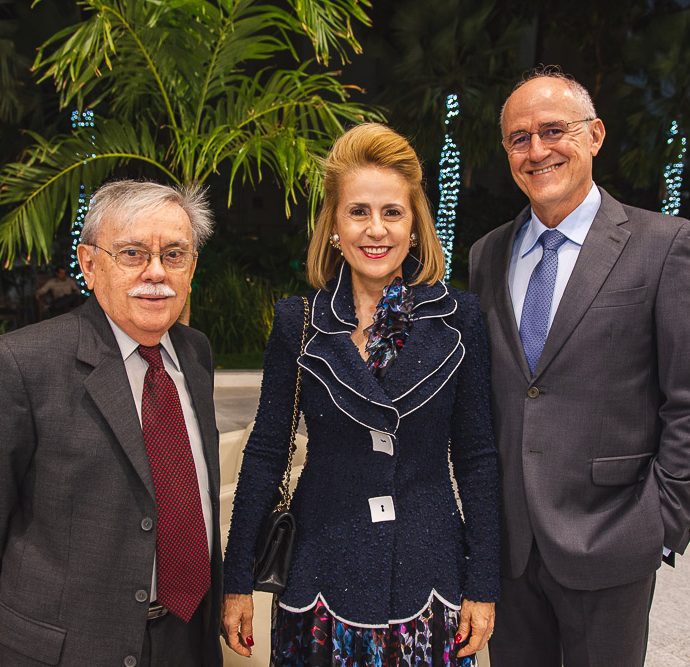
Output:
[509, 182, 601, 331]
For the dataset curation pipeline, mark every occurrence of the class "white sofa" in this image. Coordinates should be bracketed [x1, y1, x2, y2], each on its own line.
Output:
[219, 423, 306, 666]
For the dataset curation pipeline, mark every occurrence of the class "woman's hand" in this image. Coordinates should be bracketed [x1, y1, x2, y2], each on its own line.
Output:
[456, 599, 495, 658]
[222, 593, 255, 657]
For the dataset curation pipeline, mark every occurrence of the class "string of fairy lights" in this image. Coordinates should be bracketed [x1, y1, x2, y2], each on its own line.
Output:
[661, 120, 687, 217]
[69, 109, 95, 295]
[435, 94, 460, 281]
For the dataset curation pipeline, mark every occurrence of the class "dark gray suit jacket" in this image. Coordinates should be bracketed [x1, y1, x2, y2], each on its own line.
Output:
[0, 297, 222, 665]
[469, 187, 690, 591]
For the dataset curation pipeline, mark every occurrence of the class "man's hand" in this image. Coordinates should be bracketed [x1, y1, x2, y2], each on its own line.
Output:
[456, 599, 495, 658]
[222, 593, 255, 657]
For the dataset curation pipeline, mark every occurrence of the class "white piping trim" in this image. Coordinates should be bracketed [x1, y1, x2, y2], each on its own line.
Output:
[398, 320, 466, 419]
[330, 262, 356, 329]
[391, 304, 461, 402]
[303, 334, 399, 417]
[298, 359, 400, 434]
[312, 288, 352, 335]
[278, 588, 462, 628]
[412, 281, 449, 310]
[410, 296, 458, 321]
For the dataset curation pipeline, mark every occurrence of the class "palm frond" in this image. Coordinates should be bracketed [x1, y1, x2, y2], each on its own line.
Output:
[287, 0, 371, 65]
[0, 118, 173, 266]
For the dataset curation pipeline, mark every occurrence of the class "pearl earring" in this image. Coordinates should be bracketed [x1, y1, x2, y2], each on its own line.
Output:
[329, 233, 342, 251]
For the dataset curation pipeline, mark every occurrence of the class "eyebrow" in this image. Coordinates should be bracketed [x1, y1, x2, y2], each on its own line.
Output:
[111, 239, 192, 250]
[345, 202, 406, 208]
[508, 120, 566, 136]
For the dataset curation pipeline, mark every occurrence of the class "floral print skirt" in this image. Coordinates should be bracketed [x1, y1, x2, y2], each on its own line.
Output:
[270, 595, 476, 666]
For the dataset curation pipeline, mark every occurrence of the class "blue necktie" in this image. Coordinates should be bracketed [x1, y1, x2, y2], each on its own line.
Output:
[519, 229, 568, 374]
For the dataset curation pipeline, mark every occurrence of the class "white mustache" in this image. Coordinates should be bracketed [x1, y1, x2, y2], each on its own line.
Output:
[128, 283, 177, 298]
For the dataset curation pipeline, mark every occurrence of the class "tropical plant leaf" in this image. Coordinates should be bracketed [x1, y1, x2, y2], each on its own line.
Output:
[0, 118, 173, 265]
[3, 0, 378, 266]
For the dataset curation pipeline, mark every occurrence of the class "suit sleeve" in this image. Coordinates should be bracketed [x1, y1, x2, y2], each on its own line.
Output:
[223, 298, 302, 594]
[0, 338, 37, 559]
[449, 294, 501, 601]
[654, 221, 690, 554]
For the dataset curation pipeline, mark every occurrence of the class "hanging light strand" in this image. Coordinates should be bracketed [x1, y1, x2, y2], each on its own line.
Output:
[435, 94, 460, 281]
[69, 109, 95, 295]
[661, 120, 687, 217]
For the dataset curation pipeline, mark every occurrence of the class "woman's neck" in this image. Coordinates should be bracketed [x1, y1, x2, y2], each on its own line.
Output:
[350, 270, 400, 329]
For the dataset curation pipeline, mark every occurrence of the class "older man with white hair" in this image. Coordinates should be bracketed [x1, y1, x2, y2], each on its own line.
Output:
[0, 180, 222, 666]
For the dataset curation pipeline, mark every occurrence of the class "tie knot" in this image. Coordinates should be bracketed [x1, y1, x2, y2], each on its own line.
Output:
[138, 344, 164, 369]
[539, 229, 568, 252]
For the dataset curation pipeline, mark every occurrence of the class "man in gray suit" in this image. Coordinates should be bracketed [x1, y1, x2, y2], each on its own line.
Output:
[0, 181, 222, 666]
[469, 67, 690, 666]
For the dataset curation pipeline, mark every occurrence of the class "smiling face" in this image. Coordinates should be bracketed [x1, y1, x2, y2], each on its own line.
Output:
[77, 202, 197, 345]
[334, 166, 413, 290]
[502, 77, 605, 227]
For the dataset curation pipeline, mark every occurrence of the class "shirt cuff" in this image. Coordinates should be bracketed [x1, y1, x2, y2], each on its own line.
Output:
[663, 546, 672, 557]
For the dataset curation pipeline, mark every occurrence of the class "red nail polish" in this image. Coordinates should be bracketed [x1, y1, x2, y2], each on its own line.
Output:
[246, 636, 254, 647]
[454, 633, 463, 643]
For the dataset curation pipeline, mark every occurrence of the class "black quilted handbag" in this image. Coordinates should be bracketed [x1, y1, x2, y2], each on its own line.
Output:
[253, 296, 309, 593]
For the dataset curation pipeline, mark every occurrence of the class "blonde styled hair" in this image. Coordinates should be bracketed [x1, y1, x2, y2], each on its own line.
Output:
[306, 123, 445, 289]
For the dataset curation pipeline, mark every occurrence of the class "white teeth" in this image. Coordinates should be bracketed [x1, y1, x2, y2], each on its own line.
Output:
[362, 247, 389, 255]
[532, 164, 560, 175]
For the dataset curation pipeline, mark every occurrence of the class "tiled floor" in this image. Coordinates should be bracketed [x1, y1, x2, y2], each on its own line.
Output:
[214, 371, 689, 665]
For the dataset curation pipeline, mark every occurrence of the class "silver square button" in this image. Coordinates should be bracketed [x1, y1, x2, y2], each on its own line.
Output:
[368, 495, 396, 522]
[370, 430, 394, 456]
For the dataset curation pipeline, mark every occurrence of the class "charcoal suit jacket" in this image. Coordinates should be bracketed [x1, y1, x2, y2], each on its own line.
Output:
[0, 296, 222, 665]
[469, 186, 690, 590]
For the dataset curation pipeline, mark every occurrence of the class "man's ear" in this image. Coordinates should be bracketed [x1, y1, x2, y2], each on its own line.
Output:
[77, 244, 97, 290]
[590, 118, 606, 157]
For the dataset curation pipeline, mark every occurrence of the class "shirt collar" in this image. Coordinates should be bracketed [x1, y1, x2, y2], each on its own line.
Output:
[519, 182, 601, 258]
[105, 314, 181, 371]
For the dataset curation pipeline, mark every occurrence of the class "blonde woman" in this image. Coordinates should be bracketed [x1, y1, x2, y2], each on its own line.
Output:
[223, 124, 500, 665]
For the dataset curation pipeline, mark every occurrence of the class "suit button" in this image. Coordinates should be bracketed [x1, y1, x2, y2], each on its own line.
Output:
[135, 589, 148, 603]
[141, 517, 153, 531]
[124, 656, 137, 667]
[527, 386, 540, 399]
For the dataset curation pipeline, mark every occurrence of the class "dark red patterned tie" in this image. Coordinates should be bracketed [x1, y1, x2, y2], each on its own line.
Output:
[138, 344, 210, 622]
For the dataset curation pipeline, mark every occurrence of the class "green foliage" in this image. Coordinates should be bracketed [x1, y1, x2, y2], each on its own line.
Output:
[190, 263, 294, 354]
[0, 0, 380, 265]
[618, 10, 690, 189]
[371, 0, 529, 178]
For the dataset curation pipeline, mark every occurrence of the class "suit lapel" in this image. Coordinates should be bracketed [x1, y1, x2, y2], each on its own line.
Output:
[534, 189, 631, 379]
[492, 207, 532, 381]
[302, 271, 399, 432]
[301, 261, 466, 432]
[171, 327, 220, 499]
[381, 281, 465, 418]
[77, 297, 155, 498]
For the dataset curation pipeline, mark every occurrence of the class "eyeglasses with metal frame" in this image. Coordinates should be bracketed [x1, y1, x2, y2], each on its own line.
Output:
[502, 118, 595, 153]
[89, 244, 198, 270]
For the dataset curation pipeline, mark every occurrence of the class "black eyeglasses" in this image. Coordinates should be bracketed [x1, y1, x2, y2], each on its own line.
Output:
[90, 245, 197, 271]
[502, 119, 595, 153]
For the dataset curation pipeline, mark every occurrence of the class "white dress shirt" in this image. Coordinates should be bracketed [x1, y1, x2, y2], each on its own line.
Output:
[106, 316, 213, 601]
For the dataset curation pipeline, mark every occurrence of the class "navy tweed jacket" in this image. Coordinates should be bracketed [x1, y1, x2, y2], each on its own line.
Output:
[224, 259, 500, 626]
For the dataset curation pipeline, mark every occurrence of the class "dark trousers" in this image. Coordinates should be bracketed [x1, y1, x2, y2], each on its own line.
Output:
[489, 544, 655, 667]
[140, 605, 204, 667]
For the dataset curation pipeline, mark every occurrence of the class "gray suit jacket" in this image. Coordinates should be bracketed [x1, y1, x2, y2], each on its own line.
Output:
[0, 297, 222, 665]
[469, 187, 690, 591]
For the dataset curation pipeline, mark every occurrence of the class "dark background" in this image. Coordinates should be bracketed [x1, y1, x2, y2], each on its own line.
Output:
[1, 0, 688, 341]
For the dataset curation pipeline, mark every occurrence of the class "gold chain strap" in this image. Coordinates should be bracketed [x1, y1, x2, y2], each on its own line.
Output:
[275, 296, 310, 511]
